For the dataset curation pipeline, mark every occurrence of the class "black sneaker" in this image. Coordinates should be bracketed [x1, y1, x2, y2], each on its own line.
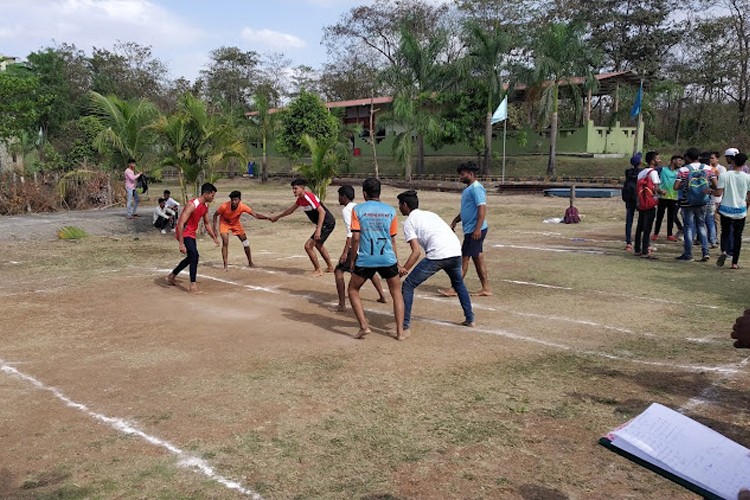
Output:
[717, 254, 727, 267]
[675, 255, 692, 261]
[699, 254, 710, 262]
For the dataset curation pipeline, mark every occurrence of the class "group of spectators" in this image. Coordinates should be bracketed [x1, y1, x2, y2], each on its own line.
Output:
[624, 147, 750, 268]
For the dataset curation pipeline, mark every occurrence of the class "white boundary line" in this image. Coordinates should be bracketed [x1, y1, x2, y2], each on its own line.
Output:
[176, 270, 739, 375]
[0, 361, 263, 499]
[492, 243, 605, 255]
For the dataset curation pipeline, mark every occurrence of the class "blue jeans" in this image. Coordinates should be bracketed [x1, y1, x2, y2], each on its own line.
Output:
[625, 201, 636, 244]
[704, 203, 717, 244]
[402, 255, 474, 329]
[681, 206, 709, 258]
[127, 188, 140, 216]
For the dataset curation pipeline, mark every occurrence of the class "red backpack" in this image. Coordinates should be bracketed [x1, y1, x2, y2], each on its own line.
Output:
[564, 205, 580, 224]
[637, 169, 659, 210]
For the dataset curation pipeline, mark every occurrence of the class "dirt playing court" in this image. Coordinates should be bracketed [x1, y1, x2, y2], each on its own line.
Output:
[1, 180, 748, 499]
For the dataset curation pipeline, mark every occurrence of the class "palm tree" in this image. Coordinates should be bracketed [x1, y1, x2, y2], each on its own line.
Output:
[89, 91, 158, 168]
[153, 92, 246, 199]
[529, 22, 600, 176]
[296, 133, 348, 202]
[464, 20, 512, 175]
[380, 24, 453, 180]
[249, 84, 277, 183]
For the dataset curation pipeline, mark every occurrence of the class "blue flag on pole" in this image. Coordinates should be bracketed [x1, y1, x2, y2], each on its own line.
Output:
[491, 95, 508, 125]
[630, 82, 643, 119]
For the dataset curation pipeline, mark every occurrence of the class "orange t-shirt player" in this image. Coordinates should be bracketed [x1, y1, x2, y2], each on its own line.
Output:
[212, 190, 269, 270]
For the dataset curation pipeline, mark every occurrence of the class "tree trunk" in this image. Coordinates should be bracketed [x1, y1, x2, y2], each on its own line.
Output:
[370, 100, 380, 179]
[261, 133, 269, 183]
[483, 111, 492, 176]
[547, 111, 558, 176]
[416, 134, 425, 176]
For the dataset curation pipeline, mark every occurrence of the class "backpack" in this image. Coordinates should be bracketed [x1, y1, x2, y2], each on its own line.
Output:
[637, 168, 659, 210]
[622, 167, 639, 203]
[683, 165, 710, 206]
[136, 174, 149, 194]
[563, 205, 580, 224]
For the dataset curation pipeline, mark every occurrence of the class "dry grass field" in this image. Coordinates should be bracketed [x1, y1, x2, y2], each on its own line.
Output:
[1, 179, 748, 499]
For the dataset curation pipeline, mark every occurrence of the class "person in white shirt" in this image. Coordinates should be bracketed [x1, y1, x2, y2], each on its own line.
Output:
[397, 190, 475, 335]
[715, 152, 750, 268]
[163, 190, 180, 220]
[331, 185, 386, 312]
[708, 151, 727, 247]
[634, 151, 663, 258]
[153, 198, 176, 234]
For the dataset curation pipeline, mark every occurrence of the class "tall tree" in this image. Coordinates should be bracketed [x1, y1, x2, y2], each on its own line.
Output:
[380, 24, 455, 179]
[89, 42, 168, 103]
[26, 43, 91, 141]
[0, 67, 51, 145]
[276, 90, 340, 162]
[323, 0, 451, 68]
[464, 20, 512, 175]
[248, 84, 278, 183]
[529, 22, 600, 175]
[153, 93, 246, 199]
[553, 0, 680, 77]
[198, 46, 259, 112]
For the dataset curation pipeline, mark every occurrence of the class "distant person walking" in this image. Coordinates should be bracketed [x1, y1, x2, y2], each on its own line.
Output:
[124, 158, 142, 219]
[716, 152, 750, 269]
[441, 161, 491, 297]
[166, 183, 220, 293]
[397, 190, 475, 336]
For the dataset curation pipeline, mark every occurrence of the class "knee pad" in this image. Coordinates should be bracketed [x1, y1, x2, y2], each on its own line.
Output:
[242, 239, 250, 248]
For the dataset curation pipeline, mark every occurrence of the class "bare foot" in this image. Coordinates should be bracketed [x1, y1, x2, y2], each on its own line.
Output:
[248, 262, 255, 268]
[438, 288, 457, 297]
[329, 304, 347, 313]
[354, 328, 371, 339]
[471, 290, 493, 297]
[308, 269, 324, 277]
[165, 275, 177, 286]
[223, 267, 229, 272]
[461, 320, 476, 327]
[396, 329, 411, 341]
[325, 267, 335, 273]
[377, 297, 387, 304]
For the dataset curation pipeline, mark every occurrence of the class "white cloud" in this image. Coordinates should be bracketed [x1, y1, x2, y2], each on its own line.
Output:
[240, 27, 306, 50]
[0, 0, 205, 55]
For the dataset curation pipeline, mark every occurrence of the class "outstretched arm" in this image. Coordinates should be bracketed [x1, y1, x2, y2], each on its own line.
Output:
[270, 203, 298, 222]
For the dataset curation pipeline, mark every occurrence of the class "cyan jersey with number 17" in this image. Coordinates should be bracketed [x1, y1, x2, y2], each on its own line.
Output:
[351, 200, 398, 267]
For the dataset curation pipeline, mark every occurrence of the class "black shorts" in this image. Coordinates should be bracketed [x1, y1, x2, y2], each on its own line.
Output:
[462, 228, 488, 257]
[353, 263, 399, 280]
[336, 250, 353, 273]
[311, 222, 335, 244]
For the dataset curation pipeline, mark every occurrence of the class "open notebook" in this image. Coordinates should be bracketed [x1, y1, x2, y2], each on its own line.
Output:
[600, 403, 750, 499]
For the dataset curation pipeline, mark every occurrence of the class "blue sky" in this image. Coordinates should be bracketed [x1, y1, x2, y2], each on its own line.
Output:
[0, 0, 365, 81]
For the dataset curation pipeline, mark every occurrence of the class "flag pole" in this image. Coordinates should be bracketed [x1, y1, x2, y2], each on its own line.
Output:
[502, 119, 507, 184]
[632, 79, 643, 155]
